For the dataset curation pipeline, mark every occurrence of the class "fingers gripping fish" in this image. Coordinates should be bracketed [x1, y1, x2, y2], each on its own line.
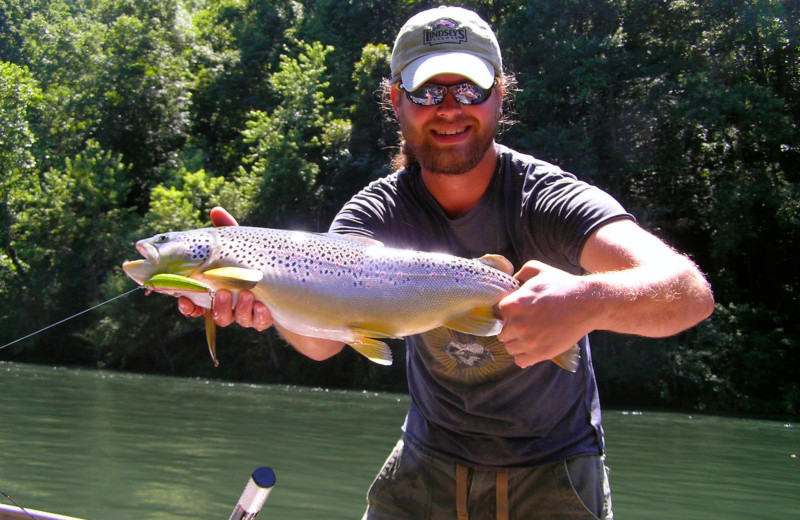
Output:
[122, 226, 579, 371]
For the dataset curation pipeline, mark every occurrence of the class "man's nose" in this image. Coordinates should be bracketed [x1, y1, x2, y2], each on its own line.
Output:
[436, 92, 463, 114]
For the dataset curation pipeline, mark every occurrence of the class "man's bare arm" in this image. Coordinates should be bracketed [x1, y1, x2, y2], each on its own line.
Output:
[498, 219, 714, 368]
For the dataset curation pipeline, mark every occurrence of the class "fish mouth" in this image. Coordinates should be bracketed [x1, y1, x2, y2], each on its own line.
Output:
[121, 239, 162, 286]
[136, 240, 160, 263]
[123, 237, 204, 286]
[121, 259, 156, 285]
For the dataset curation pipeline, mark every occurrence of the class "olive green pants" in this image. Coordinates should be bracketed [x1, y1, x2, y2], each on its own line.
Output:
[363, 436, 613, 520]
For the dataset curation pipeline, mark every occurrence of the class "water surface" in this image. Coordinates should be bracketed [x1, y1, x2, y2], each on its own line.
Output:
[1, 363, 797, 519]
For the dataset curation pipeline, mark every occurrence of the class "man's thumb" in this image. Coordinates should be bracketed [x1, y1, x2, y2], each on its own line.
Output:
[210, 206, 239, 227]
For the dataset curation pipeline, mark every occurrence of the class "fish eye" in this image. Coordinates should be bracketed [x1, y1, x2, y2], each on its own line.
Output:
[156, 234, 169, 243]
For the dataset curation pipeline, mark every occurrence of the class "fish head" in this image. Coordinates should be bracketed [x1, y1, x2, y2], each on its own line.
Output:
[122, 229, 216, 286]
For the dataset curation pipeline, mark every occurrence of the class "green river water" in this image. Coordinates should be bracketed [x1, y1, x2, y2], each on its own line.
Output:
[1, 362, 797, 519]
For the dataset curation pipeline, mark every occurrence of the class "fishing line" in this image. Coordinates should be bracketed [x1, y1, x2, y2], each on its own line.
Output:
[0, 287, 141, 516]
[0, 486, 40, 520]
[0, 287, 142, 351]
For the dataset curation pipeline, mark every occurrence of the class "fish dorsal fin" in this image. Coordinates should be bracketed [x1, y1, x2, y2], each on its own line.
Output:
[477, 254, 515, 276]
[443, 307, 504, 337]
[203, 267, 263, 289]
[551, 344, 581, 372]
[323, 233, 384, 247]
[347, 329, 393, 366]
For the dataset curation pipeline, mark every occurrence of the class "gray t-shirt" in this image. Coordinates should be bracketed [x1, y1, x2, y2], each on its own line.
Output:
[330, 144, 633, 468]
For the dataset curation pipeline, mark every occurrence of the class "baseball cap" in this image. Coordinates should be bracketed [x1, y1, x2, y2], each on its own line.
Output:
[391, 6, 502, 91]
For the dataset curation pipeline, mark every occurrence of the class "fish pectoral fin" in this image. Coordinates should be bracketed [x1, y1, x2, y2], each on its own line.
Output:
[551, 344, 580, 373]
[443, 307, 504, 337]
[204, 311, 219, 368]
[477, 254, 515, 275]
[202, 267, 263, 289]
[348, 328, 393, 366]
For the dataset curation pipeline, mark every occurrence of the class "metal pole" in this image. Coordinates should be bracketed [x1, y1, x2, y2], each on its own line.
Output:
[228, 467, 276, 520]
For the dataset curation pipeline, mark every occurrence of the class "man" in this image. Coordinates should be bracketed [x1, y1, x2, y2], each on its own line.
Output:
[182, 6, 714, 519]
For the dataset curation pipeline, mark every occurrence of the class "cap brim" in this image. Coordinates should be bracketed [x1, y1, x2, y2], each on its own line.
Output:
[400, 52, 495, 91]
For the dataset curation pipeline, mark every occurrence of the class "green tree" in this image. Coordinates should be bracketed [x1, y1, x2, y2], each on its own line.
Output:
[295, 0, 411, 109]
[19, 0, 194, 209]
[4, 141, 136, 361]
[1, 0, 798, 409]
[493, 0, 626, 186]
[0, 0, 26, 63]
[239, 40, 352, 228]
[144, 168, 243, 233]
[0, 61, 40, 232]
[564, 0, 800, 416]
[0, 61, 41, 345]
[189, 0, 300, 175]
[83, 167, 243, 372]
[327, 42, 395, 217]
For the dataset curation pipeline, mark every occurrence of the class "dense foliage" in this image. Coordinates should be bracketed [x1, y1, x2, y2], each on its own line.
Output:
[1, 0, 797, 418]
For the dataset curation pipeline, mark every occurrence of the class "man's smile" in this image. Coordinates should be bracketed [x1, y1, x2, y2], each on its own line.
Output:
[433, 127, 469, 136]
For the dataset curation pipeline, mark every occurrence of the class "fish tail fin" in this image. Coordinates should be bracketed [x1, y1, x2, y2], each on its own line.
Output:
[551, 344, 580, 372]
[348, 337, 393, 366]
[443, 307, 504, 337]
[204, 311, 219, 367]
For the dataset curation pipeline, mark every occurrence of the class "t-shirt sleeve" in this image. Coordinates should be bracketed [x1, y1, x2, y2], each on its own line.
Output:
[328, 180, 393, 239]
[522, 168, 634, 272]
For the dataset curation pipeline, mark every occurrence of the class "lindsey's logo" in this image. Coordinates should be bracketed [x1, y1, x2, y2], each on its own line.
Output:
[424, 18, 468, 46]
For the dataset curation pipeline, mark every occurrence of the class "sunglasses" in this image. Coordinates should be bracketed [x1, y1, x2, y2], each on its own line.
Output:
[399, 81, 495, 106]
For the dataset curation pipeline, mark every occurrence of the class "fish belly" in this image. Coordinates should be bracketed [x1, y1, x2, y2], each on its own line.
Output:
[207, 227, 517, 341]
[251, 269, 507, 342]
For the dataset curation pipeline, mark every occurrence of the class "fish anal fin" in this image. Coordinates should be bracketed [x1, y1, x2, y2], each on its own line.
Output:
[203, 267, 263, 289]
[350, 326, 395, 340]
[477, 254, 515, 276]
[551, 344, 580, 372]
[348, 327, 393, 365]
[443, 307, 504, 337]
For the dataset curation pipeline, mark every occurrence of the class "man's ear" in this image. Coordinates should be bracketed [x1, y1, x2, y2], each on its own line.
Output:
[495, 78, 504, 117]
[390, 87, 400, 118]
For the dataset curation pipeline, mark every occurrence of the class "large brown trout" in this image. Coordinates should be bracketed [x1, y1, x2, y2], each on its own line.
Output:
[122, 226, 578, 371]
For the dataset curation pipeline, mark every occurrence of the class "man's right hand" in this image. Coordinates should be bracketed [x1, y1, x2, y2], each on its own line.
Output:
[177, 207, 273, 332]
[178, 207, 344, 360]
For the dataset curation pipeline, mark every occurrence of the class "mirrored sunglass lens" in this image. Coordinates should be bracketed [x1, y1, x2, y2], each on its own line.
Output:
[407, 85, 446, 105]
[452, 84, 488, 104]
[405, 83, 490, 106]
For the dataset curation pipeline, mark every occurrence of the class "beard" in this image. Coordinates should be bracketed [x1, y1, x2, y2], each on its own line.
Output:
[399, 110, 499, 175]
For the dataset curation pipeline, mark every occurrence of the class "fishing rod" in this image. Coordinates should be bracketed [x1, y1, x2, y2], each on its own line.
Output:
[0, 468, 276, 520]
[0, 288, 141, 352]
[228, 467, 277, 520]
[0, 486, 41, 520]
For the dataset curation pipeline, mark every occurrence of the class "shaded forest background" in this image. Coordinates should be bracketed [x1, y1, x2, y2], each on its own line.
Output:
[1, 0, 797, 418]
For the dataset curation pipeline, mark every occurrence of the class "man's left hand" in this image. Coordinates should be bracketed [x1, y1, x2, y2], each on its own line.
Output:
[496, 260, 599, 369]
